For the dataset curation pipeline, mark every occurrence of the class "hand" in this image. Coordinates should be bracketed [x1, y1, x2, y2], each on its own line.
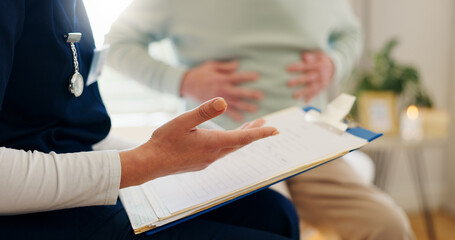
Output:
[286, 51, 335, 102]
[180, 61, 263, 122]
[119, 98, 278, 188]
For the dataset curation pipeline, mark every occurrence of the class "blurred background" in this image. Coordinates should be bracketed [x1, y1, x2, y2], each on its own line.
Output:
[84, 0, 454, 239]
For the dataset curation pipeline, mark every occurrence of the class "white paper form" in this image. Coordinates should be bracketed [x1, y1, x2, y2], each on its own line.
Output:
[119, 186, 158, 229]
[148, 107, 368, 214]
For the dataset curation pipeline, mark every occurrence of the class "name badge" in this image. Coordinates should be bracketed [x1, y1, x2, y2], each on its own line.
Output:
[86, 45, 110, 86]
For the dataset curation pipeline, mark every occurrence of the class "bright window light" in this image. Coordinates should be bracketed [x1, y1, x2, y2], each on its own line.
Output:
[83, 0, 182, 128]
[84, 0, 133, 47]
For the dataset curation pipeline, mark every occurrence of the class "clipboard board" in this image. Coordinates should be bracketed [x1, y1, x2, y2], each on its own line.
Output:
[119, 94, 382, 235]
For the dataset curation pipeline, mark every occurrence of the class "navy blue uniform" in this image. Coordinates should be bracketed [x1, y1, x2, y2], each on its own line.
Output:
[0, 0, 110, 153]
[0, 1, 299, 239]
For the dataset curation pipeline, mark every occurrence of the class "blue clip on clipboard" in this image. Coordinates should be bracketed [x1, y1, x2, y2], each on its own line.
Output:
[144, 107, 382, 235]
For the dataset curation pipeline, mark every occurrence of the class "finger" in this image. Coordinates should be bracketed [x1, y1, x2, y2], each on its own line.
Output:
[213, 61, 239, 73]
[228, 100, 258, 112]
[301, 52, 318, 63]
[293, 84, 321, 102]
[226, 108, 244, 122]
[286, 61, 317, 73]
[293, 81, 318, 98]
[287, 72, 319, 87]
[225, 72, 259, 84]
[219, 127, 279, 147]
[245, 118, 266, 129]
[225, 86, 263, 100]
[239, 118, 265, 130]
[240, 121, 252, 130]
[176, 97, 228, 130]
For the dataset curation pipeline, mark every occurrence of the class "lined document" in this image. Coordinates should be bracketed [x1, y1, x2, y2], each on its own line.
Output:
[119, 107, 370, 234]
[118, 186, 158, 230]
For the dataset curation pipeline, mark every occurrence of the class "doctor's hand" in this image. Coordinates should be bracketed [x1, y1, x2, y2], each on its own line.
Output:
[286, 51, 335, 103]
[180, 61, 263, 122]
[119, 98, 278, 188]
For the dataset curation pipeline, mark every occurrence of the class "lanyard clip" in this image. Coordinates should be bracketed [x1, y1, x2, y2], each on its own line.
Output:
[66, 32, 82, 43]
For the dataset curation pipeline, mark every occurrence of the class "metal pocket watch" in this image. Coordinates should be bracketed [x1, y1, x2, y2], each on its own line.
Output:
[66, 32, 84, 97]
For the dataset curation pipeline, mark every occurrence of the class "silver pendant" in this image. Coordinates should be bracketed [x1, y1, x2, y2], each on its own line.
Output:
[66, 32, 83, 97]
[69, 72, 84, 97]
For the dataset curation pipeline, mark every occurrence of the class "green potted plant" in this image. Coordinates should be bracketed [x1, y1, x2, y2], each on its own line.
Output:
[350, 38, 433, 119]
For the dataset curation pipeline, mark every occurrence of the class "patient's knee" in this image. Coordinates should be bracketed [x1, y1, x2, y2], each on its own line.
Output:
[350, 203, 414, 240]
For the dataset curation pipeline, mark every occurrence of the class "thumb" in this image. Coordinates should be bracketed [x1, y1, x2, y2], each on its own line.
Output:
[176, 97, 228, 130]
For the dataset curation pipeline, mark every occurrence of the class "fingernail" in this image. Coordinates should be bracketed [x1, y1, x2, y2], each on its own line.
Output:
[213, 98, 227, 111]
[272, 130, 280, 136]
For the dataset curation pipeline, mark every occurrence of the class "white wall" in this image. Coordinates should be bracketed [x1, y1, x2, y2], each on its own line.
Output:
[368, 0, 453, 108]
[351, 0, 455, 212]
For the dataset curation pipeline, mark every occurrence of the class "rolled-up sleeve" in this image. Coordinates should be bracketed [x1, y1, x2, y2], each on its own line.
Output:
[0, 147, 121, 215]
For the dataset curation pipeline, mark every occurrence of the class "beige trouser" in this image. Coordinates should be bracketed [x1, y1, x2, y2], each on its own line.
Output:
[287, 159, 415, 240]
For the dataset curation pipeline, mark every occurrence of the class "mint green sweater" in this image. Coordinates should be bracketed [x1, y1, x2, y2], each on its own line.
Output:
[106, 0, 362, 130]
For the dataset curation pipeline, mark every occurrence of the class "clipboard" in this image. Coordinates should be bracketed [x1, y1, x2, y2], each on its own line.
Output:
[119, 94, 382, 235]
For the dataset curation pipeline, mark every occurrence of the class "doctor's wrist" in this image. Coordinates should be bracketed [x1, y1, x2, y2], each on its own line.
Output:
[118, 144, 163, 189]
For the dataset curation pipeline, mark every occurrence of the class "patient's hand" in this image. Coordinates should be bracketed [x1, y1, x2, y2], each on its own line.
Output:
[180, 61, 263, 122]
[286, 51, 335, 102]
[119, 98, 278, 188]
